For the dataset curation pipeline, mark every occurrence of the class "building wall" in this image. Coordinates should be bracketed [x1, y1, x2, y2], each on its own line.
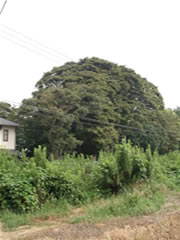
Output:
[0, 126, 16, 150]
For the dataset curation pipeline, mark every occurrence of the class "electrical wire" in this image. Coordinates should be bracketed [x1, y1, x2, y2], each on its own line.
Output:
[0, 25, 177, 136]
[0, 34, 61, 64]
[2, 99, 178, 136]
[0, 24, 73, 61]
[0, 26, 165, 105]
[0, 99, 144, 131]
[0, 24, 160, 108]
[1, 24, 73, 60]
[0, 24, 74, 62]
[79, 116, 140, 130]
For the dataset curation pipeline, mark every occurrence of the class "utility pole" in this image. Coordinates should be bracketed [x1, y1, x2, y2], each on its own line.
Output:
[0, 0, 7, 15]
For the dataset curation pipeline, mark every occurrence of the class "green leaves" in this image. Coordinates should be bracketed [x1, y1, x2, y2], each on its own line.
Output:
[0, 147, 89, 212]
[1, 142, 180, 214]
[29, 57, 165, 156]
[12, 57, 180, 155]
[0, 102, 16, 119]
[91, 141, 153, 195]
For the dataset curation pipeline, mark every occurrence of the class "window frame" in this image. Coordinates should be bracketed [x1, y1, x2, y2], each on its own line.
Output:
[3, 129, 9, 142]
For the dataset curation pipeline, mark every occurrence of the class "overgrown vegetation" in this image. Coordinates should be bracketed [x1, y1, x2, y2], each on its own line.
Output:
[1, 141, 180, 230]
[70, 184, 165, 224]
[0, 141, 153, 213]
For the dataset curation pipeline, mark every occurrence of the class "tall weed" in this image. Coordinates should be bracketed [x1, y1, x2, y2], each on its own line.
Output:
[0, 141, 180, 215]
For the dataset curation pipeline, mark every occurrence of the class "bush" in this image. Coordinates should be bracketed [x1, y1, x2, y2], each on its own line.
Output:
[91, 140, 153, 195]
[45, 167, 87, 205]
[91, 151, 121, 195]
[0, 148, 95, 212]
[0, 173, 39, 212]
[1, 142, 180, 214]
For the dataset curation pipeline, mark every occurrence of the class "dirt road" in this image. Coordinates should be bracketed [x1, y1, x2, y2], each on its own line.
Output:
[1, 195, 180, 240]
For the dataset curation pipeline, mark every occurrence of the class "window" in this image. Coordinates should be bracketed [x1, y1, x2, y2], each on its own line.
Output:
[3, 129, 8, 142]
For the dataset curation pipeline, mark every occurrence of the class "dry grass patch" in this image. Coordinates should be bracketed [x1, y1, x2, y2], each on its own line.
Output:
[97, 213, 180, 240]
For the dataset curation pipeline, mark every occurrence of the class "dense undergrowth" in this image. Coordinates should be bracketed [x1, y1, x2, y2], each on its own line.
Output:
[1, 141, 180, 229]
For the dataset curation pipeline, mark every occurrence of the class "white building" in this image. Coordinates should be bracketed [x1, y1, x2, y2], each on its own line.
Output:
[0, 118, 19, 150]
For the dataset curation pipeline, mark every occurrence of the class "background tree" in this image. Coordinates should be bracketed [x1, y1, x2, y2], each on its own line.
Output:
[157, 109, 180, 152]
[174, 107, 180, 118]
[18, 90, 81, 157]
[19, 57, 169, 156]
[0, 102, 17, 120]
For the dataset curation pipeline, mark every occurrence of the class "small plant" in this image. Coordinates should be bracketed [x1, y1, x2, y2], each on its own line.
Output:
[32, 145, 48, 168]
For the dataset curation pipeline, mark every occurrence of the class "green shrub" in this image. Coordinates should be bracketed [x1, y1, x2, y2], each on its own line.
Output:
[1, 143, 180, 215]
[116, 140, 151, 184]
[31, 145, 48, 168]
[0, 172, 39, 212]
[91, 141, 153, 195]
[45, 162, 90, 205]
[91, 151, 121, 195]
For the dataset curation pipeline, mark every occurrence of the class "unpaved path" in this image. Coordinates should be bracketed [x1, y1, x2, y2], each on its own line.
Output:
[1, 194, 180, 240]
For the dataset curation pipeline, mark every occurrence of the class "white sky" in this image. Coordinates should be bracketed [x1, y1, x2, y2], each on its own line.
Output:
[0, 0, 180, 109]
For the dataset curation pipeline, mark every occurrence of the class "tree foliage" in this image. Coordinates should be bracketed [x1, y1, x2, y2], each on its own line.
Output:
[16, 57, 180, 155]
[0, 102, 17, 120]
[158, 109, 180, 152]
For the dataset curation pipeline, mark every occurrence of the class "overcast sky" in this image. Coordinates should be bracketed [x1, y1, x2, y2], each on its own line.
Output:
[0, 0, 180, 108]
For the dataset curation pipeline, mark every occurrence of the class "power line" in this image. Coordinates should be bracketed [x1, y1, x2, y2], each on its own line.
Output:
[0, 34, 61, 63]
[0, 0, 7, 15]
[1, 99, 144, 131]
[0, 26, 162, 108]
[0, 24, 74, 62]
[0, 25, 160, 104]
[79, 116, 140, 130]
[0, 24, 73, 61]
[2, 99, 178, 136]
[1, 99, 180, 137]
[0, 25, 176, 135]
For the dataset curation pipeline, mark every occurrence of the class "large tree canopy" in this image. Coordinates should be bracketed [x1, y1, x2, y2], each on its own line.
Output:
[19, 57, 168, 156]
[0, 102, 16, 119]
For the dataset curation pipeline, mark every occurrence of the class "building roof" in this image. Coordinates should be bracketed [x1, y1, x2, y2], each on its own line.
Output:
[0, 118, 19, 127]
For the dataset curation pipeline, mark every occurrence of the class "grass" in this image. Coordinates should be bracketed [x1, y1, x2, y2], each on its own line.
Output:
[0, 211, 32, 231]
[0, 199, 72, 231]
[70, 182, 166, 224]
[0, 182, 170, 231]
